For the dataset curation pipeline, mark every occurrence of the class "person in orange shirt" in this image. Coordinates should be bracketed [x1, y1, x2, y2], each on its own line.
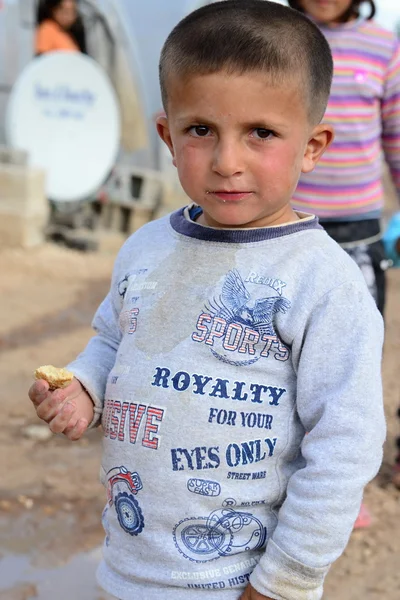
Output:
[35, 0, 86, 55]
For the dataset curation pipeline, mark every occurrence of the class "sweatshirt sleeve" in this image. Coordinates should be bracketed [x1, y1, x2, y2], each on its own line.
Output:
[381, 38, 400, 196]
[250, 281, 385, 600]
[67, 253, 125, 427]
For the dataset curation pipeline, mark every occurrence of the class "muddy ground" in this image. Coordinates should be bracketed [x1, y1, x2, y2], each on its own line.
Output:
[0, 208, 399, 599]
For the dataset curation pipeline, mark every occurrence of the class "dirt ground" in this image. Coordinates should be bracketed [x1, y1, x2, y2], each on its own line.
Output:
[0, 210, 400, 599]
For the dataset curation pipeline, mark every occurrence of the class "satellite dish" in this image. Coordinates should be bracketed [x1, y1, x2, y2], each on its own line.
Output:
[5, 51, 121, 203]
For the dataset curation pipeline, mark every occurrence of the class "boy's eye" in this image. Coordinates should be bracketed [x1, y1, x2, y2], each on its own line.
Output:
[189, 125, 211, 137]
[252, 128, 274, 140]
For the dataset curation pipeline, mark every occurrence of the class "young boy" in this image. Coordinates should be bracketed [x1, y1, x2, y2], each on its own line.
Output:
[29, 2, 385, 599]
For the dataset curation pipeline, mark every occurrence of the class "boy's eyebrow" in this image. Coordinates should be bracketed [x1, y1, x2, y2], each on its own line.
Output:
[174, 114, 238, 127]
[174, 115, 215, 126]
[240, 119, 290, 132]
[175, 115, 290, 131]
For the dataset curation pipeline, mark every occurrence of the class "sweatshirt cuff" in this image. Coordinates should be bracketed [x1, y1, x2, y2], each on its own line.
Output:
[66, 365, 104, 429]
[249, 539, 329, 600]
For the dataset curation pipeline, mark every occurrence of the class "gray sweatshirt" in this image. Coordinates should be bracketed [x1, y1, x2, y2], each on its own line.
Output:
[68, 206, 385, 600]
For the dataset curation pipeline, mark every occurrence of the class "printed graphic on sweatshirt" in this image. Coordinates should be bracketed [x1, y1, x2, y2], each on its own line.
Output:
[149, 365, 283, 472]
[118, 268, 157, 300]
[171, 555, 259, 589]
[187, 478, 221, 497]
[103, 398, 165, 449]
[192, 269, 291, 365]
[106, 466, 144, 536]
[118, 269, 158, 334]
[104, 366, 284, 479]
[173, 507, 266, 562]
[119, 306, 140, 334]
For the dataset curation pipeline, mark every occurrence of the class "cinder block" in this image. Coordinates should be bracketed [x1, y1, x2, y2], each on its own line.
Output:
[0, 164, 47, 215]
[0, 164, 49, 248]
[0, 213, 47, 248]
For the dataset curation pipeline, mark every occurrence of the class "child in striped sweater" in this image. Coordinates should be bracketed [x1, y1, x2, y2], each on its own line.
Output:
[288, 0, 400, 493]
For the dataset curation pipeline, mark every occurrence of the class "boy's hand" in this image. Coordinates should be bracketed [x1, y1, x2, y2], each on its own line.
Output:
[28, 377, 94, 441]
[240, 584, 274, 600]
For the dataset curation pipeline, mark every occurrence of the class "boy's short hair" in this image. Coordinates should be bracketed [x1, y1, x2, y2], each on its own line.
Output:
[159, 0, 333, 124]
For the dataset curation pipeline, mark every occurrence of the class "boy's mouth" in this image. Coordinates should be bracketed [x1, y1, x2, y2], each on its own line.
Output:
[210, 190, 252, 202]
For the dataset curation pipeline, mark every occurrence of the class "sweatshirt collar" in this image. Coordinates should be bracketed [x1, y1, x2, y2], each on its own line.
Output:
[169, 205, 322, 244]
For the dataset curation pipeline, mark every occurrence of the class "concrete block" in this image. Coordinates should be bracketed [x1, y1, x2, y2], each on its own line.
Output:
[0, 164, 47, 215]
[0, 164, 49, 248]
[0, 213, 47, 248]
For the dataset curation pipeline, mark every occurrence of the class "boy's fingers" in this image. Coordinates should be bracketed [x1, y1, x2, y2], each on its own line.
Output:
[66, 418, 88, 441]
[36, 398, 57, 422]
[29, 378, 80, 408]
[36, 389, 71, 422]
[36, 379, 83, 418]
[48, 401, 76, 434]
[28, 379, 50, 405]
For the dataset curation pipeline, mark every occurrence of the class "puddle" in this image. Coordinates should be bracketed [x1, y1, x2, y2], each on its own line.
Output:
[0, 547, 114, 599]
[0, 501, 111, 599]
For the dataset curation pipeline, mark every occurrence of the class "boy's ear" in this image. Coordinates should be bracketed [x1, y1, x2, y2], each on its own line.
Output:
[156, 115, 176, 166]
[302, 124, 334, 173]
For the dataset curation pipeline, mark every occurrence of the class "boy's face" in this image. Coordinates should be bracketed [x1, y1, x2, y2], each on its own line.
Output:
[157, 71, 332, 229]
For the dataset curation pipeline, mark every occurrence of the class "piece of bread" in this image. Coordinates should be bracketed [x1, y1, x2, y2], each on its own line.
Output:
[34, 365, 74, 390]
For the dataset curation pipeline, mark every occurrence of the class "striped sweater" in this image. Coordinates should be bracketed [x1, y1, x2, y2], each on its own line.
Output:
[292, 17, 400, 221]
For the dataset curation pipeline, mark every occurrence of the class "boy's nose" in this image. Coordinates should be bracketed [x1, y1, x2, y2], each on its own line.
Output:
[212, 142, 244, 177]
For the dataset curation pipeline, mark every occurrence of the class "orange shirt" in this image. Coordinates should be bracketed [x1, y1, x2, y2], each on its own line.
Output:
[35, 19, 79, 54]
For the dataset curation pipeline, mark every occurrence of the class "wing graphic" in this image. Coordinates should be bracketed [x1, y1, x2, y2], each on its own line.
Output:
[252, 296, 291, 334]
[206, 270, 251, 321]
[221, 270, 251, 315]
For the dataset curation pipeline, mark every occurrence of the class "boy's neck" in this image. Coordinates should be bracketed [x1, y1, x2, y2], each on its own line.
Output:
[193, 205, 301, 230]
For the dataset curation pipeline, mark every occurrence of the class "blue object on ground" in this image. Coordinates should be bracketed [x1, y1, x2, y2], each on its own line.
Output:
[383, 212, 400, 268]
